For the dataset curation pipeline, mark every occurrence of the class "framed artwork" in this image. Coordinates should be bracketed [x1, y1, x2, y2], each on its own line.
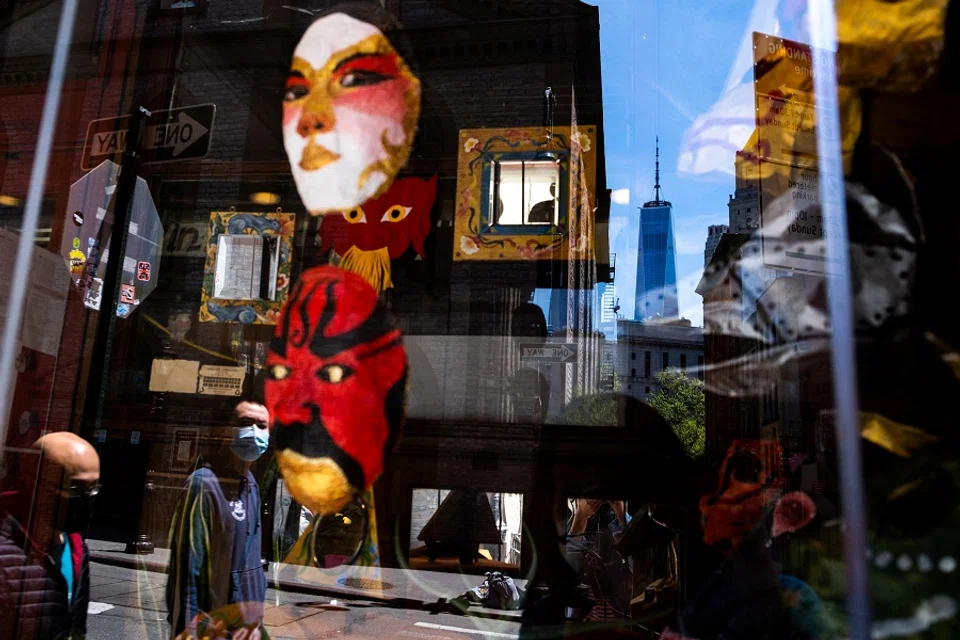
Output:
[454, 126, 597, 261]
[199, 210, 296, 324]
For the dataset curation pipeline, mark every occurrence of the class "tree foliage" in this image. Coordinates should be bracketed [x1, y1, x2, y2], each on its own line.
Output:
[564, 391, 618, 426]
[647, 370, 706, 459]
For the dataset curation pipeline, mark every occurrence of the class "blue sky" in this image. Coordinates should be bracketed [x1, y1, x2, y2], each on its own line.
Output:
[588, 0, 793, 326]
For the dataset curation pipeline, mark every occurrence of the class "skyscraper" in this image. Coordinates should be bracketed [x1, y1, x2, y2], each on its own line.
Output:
[598, 282, 618, 338]
[704, 224, 729, 266]
[634, 138, 679, 321]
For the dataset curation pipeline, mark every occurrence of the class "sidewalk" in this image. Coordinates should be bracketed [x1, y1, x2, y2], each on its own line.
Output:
[88, 539, 525, 623]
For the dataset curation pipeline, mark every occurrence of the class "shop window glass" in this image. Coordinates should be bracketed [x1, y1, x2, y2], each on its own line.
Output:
[2, 0, 944, 637]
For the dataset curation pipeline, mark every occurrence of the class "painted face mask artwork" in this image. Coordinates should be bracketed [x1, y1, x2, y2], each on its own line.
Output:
[265, 267, 407, 516]
[283, 12, 421, 215]
[318, 174, 437, 292]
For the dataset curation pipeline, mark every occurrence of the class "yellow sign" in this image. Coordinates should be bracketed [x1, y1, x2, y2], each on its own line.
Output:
[753, 32, 818, 169]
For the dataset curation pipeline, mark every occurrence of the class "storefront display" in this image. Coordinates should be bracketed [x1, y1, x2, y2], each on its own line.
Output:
[2, 0, 959, 638]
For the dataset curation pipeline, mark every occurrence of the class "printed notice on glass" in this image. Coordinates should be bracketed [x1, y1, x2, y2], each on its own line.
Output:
[753, 32, 836, 275]
[198, 364, 245, 396]
[757, 164, 838, 274]
[0, 229, 71, 357]
[756, 96, 817, 168]
[149, 359, 200, 394]
[172, 427, 200, 471]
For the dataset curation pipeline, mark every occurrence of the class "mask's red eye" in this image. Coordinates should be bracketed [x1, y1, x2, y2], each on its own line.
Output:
[269, 365, 291, 381]
[317, 364, 353, 384]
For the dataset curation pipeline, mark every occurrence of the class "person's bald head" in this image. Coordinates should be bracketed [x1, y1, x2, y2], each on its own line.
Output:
[33, 432, 100, 485]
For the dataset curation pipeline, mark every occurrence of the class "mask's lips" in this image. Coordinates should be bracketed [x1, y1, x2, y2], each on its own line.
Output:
[272, 415, 366, 515]
[276, 449, 353, 515]
[301, 139, 341, 171]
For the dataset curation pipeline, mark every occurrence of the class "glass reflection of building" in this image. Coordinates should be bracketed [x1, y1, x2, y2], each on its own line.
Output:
[634, 139, 679, 321]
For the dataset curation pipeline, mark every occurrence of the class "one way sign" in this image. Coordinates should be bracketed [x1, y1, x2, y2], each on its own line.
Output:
[82, 104, 216, 170]
[520, 343, 578, 363]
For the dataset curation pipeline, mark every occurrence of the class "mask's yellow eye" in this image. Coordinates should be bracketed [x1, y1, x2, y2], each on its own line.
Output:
[270, 365, 290, 381]
[381, 205, 410, 223]
[343, 208, 367, 224]
[318, 364, 354, 384]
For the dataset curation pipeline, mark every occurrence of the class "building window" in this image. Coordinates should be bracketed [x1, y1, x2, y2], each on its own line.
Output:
[644, 351, 651, 378]
[631, 352, 636, 360]
[680, 353, 687, 371]
[631, 368, 636, 378]
[645, 386, 651, 394]
[698, 355, 704, 380]
[490, 158, 561, 226]
[662, 352, 669, 370]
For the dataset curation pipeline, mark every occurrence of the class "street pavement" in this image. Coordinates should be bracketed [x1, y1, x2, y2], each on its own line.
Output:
[86, 561, 523, 640]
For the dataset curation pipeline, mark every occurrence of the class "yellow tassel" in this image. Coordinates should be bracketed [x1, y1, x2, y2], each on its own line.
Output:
[340, 246, 393, 292]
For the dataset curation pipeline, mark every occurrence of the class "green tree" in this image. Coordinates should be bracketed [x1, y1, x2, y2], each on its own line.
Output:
[564, 391, 618, 426]
[647, 370, 706, 459]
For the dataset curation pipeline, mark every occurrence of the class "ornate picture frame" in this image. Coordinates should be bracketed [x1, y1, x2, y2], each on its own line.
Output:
[454, 125, 597, 261]
[199, 210, 296, 324]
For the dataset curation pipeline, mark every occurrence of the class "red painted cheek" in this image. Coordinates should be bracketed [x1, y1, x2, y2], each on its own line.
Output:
[282, 104, 302, 130]
[336, 80, 410, 122]
[265, 357, 318, 428]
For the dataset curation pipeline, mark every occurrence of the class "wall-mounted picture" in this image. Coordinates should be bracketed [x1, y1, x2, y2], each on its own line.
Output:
[199, 210, 295, 324]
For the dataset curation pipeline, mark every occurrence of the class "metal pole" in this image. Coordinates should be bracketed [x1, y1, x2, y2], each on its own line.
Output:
[0, 0, 80, 451]
[82, 106, 151, 439]
[807, 3, 871, 638]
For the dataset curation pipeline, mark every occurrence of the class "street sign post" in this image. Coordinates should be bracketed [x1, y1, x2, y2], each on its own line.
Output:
[519, 343, 578, 363]
[81, 104, 216, 170]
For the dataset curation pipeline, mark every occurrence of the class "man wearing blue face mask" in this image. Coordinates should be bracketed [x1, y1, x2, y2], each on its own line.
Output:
[165, 402, 270, 640]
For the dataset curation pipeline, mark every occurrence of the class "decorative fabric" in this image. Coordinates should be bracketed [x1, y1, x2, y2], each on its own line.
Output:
[319, 174, 438, 292]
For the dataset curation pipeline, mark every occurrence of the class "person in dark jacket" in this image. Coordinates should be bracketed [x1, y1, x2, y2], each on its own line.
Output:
[0, 431, 100, 640]
[165, 402, 270, 640]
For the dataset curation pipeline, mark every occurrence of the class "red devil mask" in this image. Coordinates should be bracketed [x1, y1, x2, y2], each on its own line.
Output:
[265, 266, 407, 515]
[319, 174, 437, 292]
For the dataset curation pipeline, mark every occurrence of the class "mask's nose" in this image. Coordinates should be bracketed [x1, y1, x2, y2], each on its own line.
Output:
[297, 111, 335, 138]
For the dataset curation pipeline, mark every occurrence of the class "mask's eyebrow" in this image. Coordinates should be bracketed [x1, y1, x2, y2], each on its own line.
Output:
[333, 52, 374, 73]
[332, 51, 399, 77]
[286, 70, 310, 87]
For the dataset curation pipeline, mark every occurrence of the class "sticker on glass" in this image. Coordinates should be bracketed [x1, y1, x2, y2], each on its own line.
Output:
[120, 283, 136, 304]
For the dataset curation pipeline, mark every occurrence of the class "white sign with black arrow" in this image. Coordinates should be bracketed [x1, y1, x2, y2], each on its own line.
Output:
[520, 343, 578, 363]
[82, 104, 216, 170]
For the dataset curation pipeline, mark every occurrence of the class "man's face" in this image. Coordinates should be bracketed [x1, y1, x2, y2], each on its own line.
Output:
[265, 267, 407, 515]
[282, 13, 421, 215]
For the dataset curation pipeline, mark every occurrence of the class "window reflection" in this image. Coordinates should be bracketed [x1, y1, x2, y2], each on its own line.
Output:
[493, 159, 559, 226]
